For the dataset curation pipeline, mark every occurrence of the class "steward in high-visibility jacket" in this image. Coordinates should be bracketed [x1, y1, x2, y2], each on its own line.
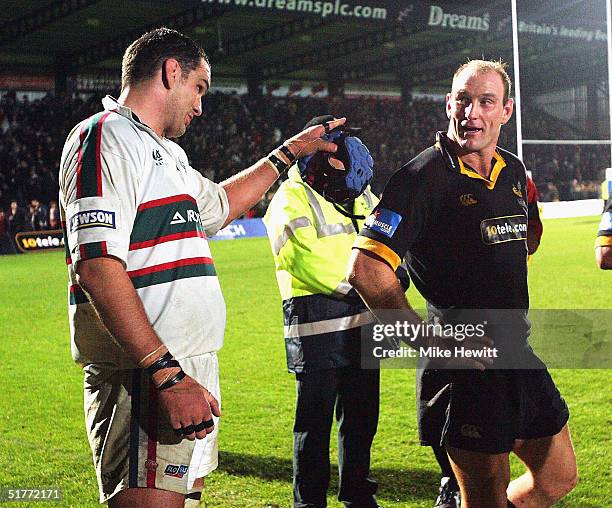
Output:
[264, 156, 382, 506]
[264, 165, 377, 374]
[265, 116, 390, 507]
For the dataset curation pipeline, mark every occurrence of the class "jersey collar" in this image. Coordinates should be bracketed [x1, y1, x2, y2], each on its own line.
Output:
[435, 131, 507, 190]
[102, 95, 151, 132]
[102, 95, 137, 120]
[102, 95, 173, 148]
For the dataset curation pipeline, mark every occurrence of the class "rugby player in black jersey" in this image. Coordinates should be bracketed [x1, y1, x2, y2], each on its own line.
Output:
[349, 60, 578, 508]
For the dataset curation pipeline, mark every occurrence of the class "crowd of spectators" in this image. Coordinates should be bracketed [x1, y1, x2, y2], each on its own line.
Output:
[178, 92, 453, 197]
[522, 144, 607, 201]
[0, 89, 608, 240]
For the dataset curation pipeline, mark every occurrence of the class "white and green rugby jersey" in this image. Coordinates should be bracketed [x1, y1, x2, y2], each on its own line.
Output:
[59, 96, 230, 368]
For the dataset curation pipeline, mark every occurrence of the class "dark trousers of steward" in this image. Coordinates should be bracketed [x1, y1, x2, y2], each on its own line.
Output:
[293, 366, 380, 508]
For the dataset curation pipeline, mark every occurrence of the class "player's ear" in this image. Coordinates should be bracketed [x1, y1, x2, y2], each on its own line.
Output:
[161, 58, 181, 90]
[445, 93, 452, 119]
[501, 97, 514, 125]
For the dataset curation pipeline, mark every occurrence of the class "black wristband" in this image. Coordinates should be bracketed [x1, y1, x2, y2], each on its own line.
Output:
[278, 144, 295, 163]
[157, 370, 186, 391]
[193, 419, 215, 432]
[145, 352, 181, 377]
[267, 153, 289, 175]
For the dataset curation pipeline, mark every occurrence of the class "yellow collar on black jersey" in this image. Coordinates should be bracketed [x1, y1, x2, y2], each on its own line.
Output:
[435, 131, 507, 190]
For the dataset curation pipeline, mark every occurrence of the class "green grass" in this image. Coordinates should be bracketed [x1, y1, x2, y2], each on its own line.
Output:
[0, 216, 610, 507]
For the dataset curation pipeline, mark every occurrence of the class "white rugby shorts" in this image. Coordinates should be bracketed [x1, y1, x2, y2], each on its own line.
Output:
[83, 352, 220, 503]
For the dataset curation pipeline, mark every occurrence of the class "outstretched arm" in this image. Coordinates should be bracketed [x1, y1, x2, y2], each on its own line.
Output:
[221, 117, 346, 226]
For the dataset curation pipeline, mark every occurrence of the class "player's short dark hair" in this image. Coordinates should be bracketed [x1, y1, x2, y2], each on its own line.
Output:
[121, 28, 209, 90]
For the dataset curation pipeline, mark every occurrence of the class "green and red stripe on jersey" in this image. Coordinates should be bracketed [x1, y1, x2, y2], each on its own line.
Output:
[130, 194, 206, 251]
[76, 111, 112, 199]
[128, 257, 216, 290]
[63, 230, 109, 265]
[78, 241, 108, 260]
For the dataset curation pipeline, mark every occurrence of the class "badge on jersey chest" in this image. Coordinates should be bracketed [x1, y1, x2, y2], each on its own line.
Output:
[152, 149, 165, 167]
[480, 215, 527, 245]
[459, 193, 478, 207]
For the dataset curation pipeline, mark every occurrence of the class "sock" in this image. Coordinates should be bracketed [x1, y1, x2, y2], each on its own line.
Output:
[184, 491, 202, 508]
[431, 444, 457, 486]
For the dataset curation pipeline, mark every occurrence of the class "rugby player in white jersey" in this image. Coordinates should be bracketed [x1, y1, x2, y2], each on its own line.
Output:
[59, 27, 344, 508]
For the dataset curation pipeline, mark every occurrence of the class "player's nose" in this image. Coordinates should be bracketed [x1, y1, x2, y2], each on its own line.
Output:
[193, 96, 202, 117]
[465, 102, 478, 119]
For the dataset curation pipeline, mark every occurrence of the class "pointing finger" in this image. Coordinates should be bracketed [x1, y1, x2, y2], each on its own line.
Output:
[317, 141, 338, 153]
[309, 117, 346, 137]
[326, 117, 346, 131]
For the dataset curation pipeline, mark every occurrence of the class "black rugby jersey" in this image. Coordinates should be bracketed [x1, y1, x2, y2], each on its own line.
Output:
[355, 132, 532, 353]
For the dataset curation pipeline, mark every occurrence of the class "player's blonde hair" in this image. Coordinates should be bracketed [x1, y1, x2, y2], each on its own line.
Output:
[453, 59, 512, 103]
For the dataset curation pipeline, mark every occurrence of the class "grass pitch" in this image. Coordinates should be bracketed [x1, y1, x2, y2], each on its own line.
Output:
[0, 216, 609, 507]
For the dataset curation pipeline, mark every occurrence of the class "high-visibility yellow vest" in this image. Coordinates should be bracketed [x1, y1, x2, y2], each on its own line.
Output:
[263, 166, 378, 373]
